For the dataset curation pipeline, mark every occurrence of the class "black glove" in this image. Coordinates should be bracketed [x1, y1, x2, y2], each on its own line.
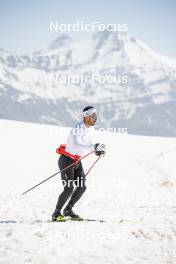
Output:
[94, 143, 106, 156]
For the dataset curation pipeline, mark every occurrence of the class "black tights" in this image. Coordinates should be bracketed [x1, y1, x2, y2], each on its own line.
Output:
[55, 155, 86, 211]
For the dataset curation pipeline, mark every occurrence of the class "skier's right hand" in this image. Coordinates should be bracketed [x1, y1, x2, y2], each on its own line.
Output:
[94, 143, 106, 156]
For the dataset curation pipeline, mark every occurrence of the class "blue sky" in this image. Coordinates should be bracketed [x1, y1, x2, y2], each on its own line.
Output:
[0, 0, 176, 58]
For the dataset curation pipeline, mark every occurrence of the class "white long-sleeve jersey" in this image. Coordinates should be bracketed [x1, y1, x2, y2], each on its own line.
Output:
[65, 121, 95, 156]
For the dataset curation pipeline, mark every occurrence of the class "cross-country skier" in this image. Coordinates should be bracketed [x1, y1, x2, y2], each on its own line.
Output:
[52, 106, 106, 221]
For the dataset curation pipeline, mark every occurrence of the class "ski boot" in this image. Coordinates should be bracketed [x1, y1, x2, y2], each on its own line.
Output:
[52, 209, 65, 222]
[63, 207, 83, 221]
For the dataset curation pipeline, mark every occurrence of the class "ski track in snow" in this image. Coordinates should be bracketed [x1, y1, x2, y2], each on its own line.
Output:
[0, 119, 176, 264]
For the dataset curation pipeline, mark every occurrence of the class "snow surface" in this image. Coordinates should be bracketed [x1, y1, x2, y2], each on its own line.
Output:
[0, 119, 176, 264]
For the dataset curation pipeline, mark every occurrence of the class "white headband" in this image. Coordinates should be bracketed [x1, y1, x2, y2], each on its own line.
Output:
[83, 108, 97, 117]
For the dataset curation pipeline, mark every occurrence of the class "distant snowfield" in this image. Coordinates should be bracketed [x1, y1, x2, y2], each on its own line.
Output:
[0, 119, 176, 264]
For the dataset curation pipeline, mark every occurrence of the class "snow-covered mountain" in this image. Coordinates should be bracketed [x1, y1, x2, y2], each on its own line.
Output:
[0, 31, 176, 136]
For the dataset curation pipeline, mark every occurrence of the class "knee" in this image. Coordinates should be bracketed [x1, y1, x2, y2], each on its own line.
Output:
[64, 186, 74, 194]
[80, 185, 87, 193]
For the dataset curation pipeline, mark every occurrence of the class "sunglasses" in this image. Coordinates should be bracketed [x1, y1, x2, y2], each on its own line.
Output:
[91, 113, 97, 121]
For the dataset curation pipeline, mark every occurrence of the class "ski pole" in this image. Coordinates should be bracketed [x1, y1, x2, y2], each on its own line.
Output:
[21, 150, 95, 195]
[85, 155, 101, 177]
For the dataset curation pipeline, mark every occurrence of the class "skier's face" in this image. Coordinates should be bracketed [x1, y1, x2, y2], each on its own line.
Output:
[87, 113, 97, 126]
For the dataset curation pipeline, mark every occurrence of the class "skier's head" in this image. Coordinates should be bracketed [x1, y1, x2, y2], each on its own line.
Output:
[83, 106, 97, 127]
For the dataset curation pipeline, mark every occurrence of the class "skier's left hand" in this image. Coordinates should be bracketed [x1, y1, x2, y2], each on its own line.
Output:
[94, 143, 106, 157]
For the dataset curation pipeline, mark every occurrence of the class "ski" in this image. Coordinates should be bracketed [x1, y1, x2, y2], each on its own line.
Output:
[0, 218, 143, 224]
[52, 217, 144, 223]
